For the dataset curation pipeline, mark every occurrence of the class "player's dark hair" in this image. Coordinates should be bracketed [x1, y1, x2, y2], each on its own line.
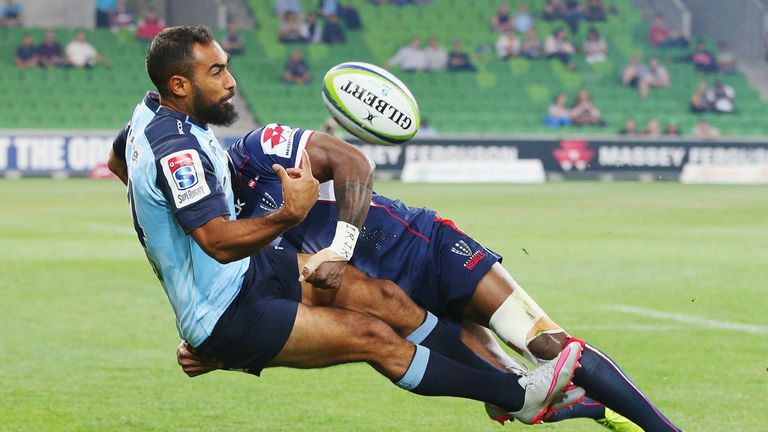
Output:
[146, 26, 215, 97]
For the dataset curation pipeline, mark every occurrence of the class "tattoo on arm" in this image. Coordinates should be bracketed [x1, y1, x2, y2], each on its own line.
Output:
[334, 178, 373, 229]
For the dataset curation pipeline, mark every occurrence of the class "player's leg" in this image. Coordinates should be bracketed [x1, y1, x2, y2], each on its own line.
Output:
[300, 257, 500, 373]
[462, 262, 683, 431]
[268, 301, 583, 424]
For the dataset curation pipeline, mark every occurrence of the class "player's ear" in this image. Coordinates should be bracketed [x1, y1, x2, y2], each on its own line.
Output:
[168, 75, 191, 97]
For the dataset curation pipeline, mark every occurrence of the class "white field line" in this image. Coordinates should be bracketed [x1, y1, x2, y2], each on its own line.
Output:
[608, 305, 768, 334]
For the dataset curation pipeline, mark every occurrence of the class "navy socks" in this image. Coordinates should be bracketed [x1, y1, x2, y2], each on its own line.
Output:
[573, 344, 683, 431]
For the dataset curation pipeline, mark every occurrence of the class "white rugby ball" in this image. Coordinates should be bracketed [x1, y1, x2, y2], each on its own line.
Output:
[322, 62, 420, 146]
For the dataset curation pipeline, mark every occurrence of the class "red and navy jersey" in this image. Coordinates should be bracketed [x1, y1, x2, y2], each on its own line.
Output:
[227, 124, 440, 296]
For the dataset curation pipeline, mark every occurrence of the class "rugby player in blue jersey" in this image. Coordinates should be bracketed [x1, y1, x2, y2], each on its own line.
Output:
[108, 26, 583, 426]
[176, 120, 685, 432]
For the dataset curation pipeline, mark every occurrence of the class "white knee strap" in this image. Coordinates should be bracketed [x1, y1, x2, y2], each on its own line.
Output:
[488, 287, 549, 352]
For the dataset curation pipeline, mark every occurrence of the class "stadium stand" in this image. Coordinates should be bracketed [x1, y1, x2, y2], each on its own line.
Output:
[2, 0, 767, 136]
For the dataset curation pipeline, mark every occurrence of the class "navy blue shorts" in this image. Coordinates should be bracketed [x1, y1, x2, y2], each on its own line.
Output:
[195, 249, 301, 376]
[409, 218, 502, 320]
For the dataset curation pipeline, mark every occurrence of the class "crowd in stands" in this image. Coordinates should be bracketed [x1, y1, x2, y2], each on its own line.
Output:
[275, 0, 360, 45]
[1, 0, 22, 27]
[15, 29, 111, 69]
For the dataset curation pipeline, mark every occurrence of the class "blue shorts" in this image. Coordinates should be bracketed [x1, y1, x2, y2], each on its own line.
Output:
[409, 218, 502, 320]
[195, 249, 301, 376]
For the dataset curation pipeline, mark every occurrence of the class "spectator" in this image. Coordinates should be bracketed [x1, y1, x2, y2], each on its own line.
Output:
[303, 13, 323, 44]
[415, 118, 438, 137]
[570, 89, 604, 126]
[66, 30, 111, 68]
[687, 40, 718, 74]
[319, 0, 338, 18]
[545, 27, 575, 69]
[664, 122, 681, 136]
[543, 93, 572, 128]
[584, 0, 606, 22]
[1, 0, 22, 27]
[94, 0, 116, 29]
[543, 0, 566, 21]
[110, 0, 134, 31]
[424, 37, 447, 71]
[490, 3, 514, 32]
[707, 80, 735, 113]
[622, 54, 644, 89]
[283, 50, 311, 84]
[716, 41, 737, 74]
[222, 21, 245, 55]
[639, 57, 670, 99]
[520, 28, 542, 58]
[649, 13, 688, 49]
[582, 27, 607, 64]
[563, 0, 585, 34]
[692, 119, 720, 139]
[276, 0, 302, 17]
[38, 30, 67, 68]
[278, 11, 306, 43]
[321, 14, 346, 44]
[447, 39, 476, 72]
[690, 81, 712, 113]
[513, 3, 533, 33]
[15, 34, 38, 69]
[136, 7, 166, 43]
[388, 36, 426, 72]
[339, 3, 362, 30]
[619, 117, 638, 135]
[642, 117, 661, 137]
[496, 30, 521, 60]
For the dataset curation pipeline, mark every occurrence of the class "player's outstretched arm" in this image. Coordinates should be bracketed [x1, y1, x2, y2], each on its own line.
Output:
[192, 150, 319, 264]
[300, 132, 374, 285]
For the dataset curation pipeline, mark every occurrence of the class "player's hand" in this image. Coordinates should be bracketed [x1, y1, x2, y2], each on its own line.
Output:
[273, 150, 319, 225]
[300, 252, 348, 288]
[177, 340, 223, 378]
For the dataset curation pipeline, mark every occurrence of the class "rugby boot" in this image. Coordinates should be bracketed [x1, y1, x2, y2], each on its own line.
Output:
[595, 408, 644, 432]
[485, 340, 583, 425]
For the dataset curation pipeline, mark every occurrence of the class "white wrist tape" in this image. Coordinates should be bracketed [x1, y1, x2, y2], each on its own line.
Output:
[328, 221, 359, 261]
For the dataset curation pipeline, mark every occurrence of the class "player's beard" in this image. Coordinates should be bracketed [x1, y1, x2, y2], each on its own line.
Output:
[191, 86, 239, 127]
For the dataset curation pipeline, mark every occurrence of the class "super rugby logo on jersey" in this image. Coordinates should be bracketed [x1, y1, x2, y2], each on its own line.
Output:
[260, 124, 297, 159]
[169, 153, 198, 189]
[451, 240, 486, 270]
[160, 150, 211, 209]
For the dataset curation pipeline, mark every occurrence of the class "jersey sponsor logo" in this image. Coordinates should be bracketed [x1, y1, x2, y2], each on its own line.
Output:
[176, 119, 185, 135]
[247, 177, 258, 189]
[160, 149, 211, 209]
[260, 124, 298, 159]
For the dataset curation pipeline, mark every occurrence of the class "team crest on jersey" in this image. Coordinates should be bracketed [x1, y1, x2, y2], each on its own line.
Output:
[260, 123, 297, 159]
[451, 240, 486, 270]
[260, 192, 280, 212]
[451, 240, 473, 257]
[160, 150, 211, 209]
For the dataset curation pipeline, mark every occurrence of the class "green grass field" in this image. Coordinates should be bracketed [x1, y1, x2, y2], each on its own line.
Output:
[1, 179, 766, 431]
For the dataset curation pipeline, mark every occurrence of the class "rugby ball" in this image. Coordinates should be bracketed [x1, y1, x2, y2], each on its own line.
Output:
[322, 62, 420, 146]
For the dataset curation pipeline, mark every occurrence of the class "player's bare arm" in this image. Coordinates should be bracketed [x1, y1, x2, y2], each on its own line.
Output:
[107, 148, 128, 185]
[300, 132, 375, 286]
[193, 150, 319, 264]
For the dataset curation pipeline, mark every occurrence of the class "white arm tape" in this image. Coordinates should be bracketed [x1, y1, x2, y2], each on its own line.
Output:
[328, 221, 359, 261]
